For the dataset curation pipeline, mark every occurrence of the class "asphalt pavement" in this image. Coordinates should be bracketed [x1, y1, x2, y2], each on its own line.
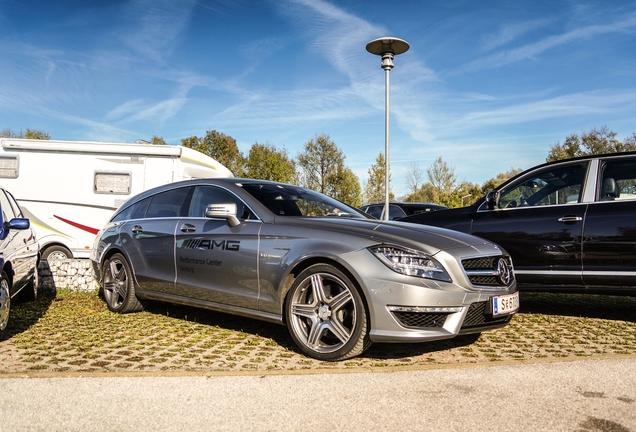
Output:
[2, 357, 635, 431]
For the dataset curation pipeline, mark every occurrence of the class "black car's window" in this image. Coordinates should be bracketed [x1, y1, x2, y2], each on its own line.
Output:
[388, 205, 407, 220]
[363, 205, 382, 219]
[598, 158, 636, 202]
[498, 163, 587, 209]
[146, 187, 192, 218]
[189, 185, 254, 219]
[112, 197, 151, 222]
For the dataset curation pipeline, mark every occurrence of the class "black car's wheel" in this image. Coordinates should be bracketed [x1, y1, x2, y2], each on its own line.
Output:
[0, 272, 11, 338]
[102, 254, 143, 314]
[285, 264, 371, 361]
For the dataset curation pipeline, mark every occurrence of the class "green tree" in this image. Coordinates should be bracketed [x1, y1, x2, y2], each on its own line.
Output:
[402, 182, 437, 203]
[426, 156, 457, 206]
[181, 130, 244, 176]
[363, 152, 394, 203]
[481, 168, 523, 194]
[149, 136, 167, 145]
[1, 128, 50, 139]
[330, 165, 362, 207]
[547, 126, 636, 162]
[296, 133, 361, 205]
[245, 142, 296, 183]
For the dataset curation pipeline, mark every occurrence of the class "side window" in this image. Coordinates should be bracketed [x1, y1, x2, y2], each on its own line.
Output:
[4, 189, 24, 218]
[146, 187, 192, 218]
[498, 162, 587, 209]
[598, 158, 636, 202]
[189, 185, 253, 219]
[364, 205, 382, 219]
[388, 205, 407, 220]
[0, 189, 17, 223]
[112, 197, 151, 222]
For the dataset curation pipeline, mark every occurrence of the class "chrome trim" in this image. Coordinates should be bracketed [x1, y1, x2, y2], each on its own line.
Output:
[388, 305, 463, 313]
[582, 159, 599, 203]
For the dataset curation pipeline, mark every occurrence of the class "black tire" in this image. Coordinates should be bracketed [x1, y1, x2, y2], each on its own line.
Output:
[0, 271, 11, 338]
[285, 264, 371, 361]
[42, 245, 72, 261]
[19, 263, 39, 302]
[102, 253, 143, 314]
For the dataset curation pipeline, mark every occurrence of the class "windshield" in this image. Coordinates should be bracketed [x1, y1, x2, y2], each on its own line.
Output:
[239, 182, 368, 219]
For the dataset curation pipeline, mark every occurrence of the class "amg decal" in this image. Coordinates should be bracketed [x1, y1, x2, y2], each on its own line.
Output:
[178, 238, 240, 251]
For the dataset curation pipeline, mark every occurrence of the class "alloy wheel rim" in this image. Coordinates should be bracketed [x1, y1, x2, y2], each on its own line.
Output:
[289, 272, 357, 354]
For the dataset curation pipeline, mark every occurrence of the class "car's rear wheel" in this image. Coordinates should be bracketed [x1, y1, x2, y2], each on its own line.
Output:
[0, 272, 11, 338]
[102, 254, 143, 313]
[19, 264, 39, 302]
[285, 264, 371, 361]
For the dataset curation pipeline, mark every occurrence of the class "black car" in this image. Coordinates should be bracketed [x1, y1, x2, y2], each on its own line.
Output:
[360, 202, 448, 220]
[0, 186, 40, 337]
[399, 152, 636, 294]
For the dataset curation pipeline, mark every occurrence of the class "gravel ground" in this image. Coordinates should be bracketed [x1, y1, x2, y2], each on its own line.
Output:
[1, 291, 635, 376]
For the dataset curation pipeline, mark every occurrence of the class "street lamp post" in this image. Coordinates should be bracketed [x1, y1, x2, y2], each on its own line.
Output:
[366, 37, 409, 221]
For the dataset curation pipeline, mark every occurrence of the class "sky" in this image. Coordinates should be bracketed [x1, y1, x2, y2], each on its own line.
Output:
[1, 0, 636, 198]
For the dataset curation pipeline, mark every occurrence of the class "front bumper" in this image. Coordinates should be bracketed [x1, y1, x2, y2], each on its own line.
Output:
[341, 247, 517, 343]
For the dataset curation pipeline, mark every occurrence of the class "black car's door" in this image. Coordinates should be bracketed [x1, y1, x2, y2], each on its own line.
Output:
[174, 185, 261, 309]
[582, 157, 636, 288]
[470, 161, 589, 287]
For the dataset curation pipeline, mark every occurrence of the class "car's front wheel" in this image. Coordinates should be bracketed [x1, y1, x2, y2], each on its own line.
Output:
[102, 254, 143, 314]
[0, 271, 11, 338]
[285, 264, 371, 361]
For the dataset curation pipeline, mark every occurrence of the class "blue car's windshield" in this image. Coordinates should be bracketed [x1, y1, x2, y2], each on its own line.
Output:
[239, 182, 368, 219]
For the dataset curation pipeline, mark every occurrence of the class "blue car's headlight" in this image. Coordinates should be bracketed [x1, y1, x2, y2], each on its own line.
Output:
[369, 245, 452, 282]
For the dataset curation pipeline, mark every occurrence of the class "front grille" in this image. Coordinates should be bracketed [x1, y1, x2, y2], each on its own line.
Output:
[461, 255, 514, 288]
[461, 301, 512, 329]
[392, 311, 449, 329]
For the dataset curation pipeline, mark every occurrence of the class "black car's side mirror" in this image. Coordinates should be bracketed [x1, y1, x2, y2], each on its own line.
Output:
[485, 191, 500, 210]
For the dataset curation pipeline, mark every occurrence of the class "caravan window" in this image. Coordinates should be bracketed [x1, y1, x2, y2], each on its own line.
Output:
[94, 172, 132, 194]
[0, 156, 19, 179]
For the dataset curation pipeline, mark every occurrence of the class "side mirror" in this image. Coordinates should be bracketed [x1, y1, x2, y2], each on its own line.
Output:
[205, 203, 240, 227]
[485, 191, 500, 210]
[5, 218, 30, 230]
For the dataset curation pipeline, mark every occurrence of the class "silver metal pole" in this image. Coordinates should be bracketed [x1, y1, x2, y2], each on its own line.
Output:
[384, 66, 390, 221]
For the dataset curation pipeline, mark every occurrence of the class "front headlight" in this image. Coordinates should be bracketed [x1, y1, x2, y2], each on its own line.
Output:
[369, 245, 452, 282]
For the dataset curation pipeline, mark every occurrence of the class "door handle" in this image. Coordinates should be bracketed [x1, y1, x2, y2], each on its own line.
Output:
[180, 224, 196, 233]
[557, 216, 583, 223]
[131, 225, 144, 234]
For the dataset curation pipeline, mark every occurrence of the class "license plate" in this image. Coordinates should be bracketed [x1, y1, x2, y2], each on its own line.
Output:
[491, 292, 519, 316]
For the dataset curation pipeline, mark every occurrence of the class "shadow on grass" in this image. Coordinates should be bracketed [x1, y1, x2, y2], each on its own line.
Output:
[140, 299, 483, 360]
[140, 299, 299, 352]
[4, 291, 56, 341]
[519, 292, 636, 323]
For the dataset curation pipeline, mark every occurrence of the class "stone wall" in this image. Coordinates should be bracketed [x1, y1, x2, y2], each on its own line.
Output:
[38, 259, 99, 294]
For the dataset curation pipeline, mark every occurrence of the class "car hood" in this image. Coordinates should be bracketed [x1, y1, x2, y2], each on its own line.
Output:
[276, 217, 498, 256]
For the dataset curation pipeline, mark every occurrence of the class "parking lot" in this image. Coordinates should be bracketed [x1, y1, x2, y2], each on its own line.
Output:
[1, 291, 635, 375]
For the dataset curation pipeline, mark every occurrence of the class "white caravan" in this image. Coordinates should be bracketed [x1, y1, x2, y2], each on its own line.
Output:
[0, 138, 233, 260]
